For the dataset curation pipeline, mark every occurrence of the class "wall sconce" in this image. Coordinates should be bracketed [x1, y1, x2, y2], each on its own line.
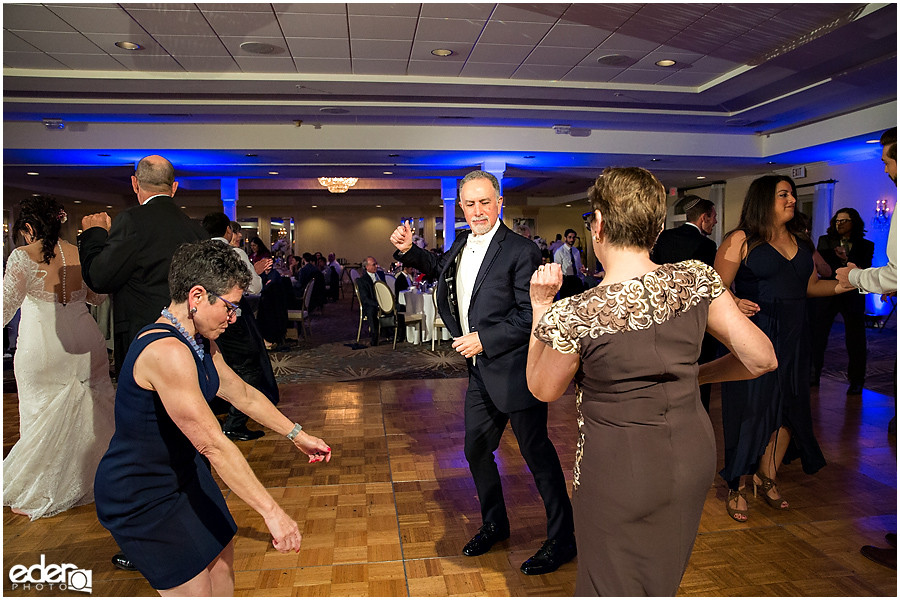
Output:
[874, 198, 892, 228]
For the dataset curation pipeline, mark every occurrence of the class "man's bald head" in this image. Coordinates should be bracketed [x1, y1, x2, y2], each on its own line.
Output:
[134, 155, 176, 194]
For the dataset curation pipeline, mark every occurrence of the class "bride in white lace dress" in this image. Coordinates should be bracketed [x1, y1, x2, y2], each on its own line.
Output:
[3, 197, 115, 520]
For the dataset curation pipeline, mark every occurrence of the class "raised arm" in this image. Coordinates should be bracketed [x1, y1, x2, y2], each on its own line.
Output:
[526, 263, 579, 402]
[79, 211, 140, 294]
[699, 291, 777, 385]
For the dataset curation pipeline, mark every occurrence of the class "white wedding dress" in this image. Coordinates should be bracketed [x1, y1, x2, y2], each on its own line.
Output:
[3, 247, 116, 520]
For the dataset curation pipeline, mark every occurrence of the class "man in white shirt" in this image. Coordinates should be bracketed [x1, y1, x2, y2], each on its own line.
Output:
[553, 229, 584, 298]
[390, 171, 575, 576]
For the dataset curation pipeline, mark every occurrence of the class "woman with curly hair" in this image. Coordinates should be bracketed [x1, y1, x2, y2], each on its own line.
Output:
[810, 207, 874, 394]
[2, 196, 115, 519]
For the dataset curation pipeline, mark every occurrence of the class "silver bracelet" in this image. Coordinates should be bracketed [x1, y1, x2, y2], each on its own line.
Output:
[286, 423, 303, 440]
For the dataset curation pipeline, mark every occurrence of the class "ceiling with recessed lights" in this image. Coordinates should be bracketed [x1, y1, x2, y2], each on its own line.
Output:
[3, 2, 896, 207]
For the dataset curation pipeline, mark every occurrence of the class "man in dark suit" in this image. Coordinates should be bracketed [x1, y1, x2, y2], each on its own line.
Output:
[79, 154, 208, 572]
[650, 196, 719, 411]
[356, 256, 387, 345]
[390, 170, 575, 575]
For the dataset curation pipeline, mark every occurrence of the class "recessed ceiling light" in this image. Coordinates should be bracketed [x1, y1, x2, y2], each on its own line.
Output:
[240, 42, 276, 54]
[383, 171, 393, 175]
[375, 205, 382, 208]
[246, 205, 253, 209]
[246, 153, 257, 157]
[597, 54, 633, 67]
[73, 200, 82, 204]
[26, 172, 38, 176]
[106, 205, 113, 208]
[655, 59, 677, 67]
[866, 139, 880, 144]
[311, 205, 317, 208]
[269, 171, 278, 175]
[431, 48, 453, 57]
[650, 158, 661, 162]
[565, 204, 572, 207]
[524, 155, 535, 159]
[767, 161, 777, 164]
[696, 176, 706, 180]
[115, 41, 143, 50]
[181, 206, 186, 209]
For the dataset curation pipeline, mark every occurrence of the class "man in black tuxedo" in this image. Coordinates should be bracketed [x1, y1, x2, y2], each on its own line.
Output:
[79, 154, 208, 572]
[356, 256, 387, 345]
[650, 196, 719, 411]
[390, 170, 575, 575]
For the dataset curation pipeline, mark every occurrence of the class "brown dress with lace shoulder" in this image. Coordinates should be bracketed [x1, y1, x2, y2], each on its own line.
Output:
[534, 261, 725, 596]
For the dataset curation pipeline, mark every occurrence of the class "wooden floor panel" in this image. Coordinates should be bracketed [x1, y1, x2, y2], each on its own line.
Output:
[3, 371, 896, 596]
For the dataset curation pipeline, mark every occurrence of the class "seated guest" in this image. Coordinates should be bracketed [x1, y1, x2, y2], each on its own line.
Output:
[247, 237, 271, 264]
[293, 254, 324, 310]
[94, 240, 331, 595]
[287, 255, 301, 278]
[327, 253, 343, 279]
[356, 256, 387, 346]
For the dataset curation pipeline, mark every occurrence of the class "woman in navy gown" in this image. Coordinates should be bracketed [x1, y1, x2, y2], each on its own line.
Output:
[95, 241, 331, 596]
[715, 175, 851, 521]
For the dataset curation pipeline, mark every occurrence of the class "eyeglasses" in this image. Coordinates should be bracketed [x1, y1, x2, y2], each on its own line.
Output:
[582, 211, 594, 230]
[834, 219, 852, 224]
[208, 292, 241, 319]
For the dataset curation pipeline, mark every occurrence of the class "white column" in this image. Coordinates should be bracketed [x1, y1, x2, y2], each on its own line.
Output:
[441, 177, 457, 252]
[220, 178, 238, 220]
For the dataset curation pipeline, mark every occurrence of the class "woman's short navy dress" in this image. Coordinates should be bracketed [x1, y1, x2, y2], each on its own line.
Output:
[95, 324, 237, 590]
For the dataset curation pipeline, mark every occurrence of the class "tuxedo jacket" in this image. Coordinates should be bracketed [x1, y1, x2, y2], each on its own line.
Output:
[79, 195, 209, 350]
[394, 222, 541, 413]
[650, 223, 717, 267]
[817, 234, 875, 278]
[356, 270, 386, 311]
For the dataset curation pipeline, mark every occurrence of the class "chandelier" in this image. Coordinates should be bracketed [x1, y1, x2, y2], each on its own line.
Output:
[317, 177, 358, 193]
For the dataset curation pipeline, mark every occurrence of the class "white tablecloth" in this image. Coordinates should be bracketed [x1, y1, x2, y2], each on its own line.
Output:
[398, 290, 452, 345]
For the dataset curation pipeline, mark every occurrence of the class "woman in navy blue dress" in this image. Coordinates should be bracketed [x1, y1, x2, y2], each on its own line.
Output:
[715, 175, 851, 522]
[95, 241, 332, 596]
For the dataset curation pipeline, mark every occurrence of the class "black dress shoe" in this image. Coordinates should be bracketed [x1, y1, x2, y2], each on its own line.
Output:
[886, 533, 897, 548]
[461, 523, 510, 557]
[847, 382, 864, 395]
[520, 538, 577, 575]
[223, 426, 265, 441]
[111, 552, 137, 571]
[860, 545, 897, 569]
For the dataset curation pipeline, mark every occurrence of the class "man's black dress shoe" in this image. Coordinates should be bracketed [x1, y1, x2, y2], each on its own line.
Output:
[847, 382, 864, 395]
[111, 552, 138, 571]
[886, 532, 897, 548]
[223, 426, 265, 441]
[462, 523, 509, 557]
[520, 538, 577, 575]
[860, 545, 897, 569]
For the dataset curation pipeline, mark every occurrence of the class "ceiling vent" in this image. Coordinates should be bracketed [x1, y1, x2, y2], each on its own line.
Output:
[597, 54, 634, 67]
[319, 107, 349, 114]
[240, 42, 277, 54]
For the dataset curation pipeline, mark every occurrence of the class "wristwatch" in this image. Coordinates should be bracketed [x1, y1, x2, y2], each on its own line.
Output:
[286, 423, 303, 440]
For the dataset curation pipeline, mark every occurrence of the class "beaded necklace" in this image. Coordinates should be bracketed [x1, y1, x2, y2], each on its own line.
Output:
[160, 307, 205, 360]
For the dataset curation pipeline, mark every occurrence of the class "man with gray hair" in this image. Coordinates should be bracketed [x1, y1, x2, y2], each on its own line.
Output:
[390, 170, 576, 575]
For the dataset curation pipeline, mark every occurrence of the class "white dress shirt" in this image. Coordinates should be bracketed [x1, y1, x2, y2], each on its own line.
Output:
[553, 242, 583, 278]
[849, 209, 897, 293]
[456, 218, 502, 338]
[213, 236, 262, 294]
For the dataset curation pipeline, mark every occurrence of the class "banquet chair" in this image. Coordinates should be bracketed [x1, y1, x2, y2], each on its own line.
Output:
[374, 280, 421, 349]
[287, 280, 314, 340]
[431, 291, 447, 351]
[349, 269, 361, 312]
[384, 274, 396, 295]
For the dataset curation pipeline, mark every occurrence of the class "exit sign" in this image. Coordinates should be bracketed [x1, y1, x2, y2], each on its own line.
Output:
[791, 166, 807, 179]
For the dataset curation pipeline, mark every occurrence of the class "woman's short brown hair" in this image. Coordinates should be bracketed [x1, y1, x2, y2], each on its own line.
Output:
[587, 167, 667, 250]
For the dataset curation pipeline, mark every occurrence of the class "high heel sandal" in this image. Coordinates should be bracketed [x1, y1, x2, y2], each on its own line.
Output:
[726, 489, 748, 522]
[753, 470, 789, 509]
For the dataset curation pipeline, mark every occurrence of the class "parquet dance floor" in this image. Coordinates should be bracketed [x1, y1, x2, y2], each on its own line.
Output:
[3, 372, 896, 596]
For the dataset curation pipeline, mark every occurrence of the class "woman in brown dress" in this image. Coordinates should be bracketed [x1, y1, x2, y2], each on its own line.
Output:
[527, 167, 777, 596]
